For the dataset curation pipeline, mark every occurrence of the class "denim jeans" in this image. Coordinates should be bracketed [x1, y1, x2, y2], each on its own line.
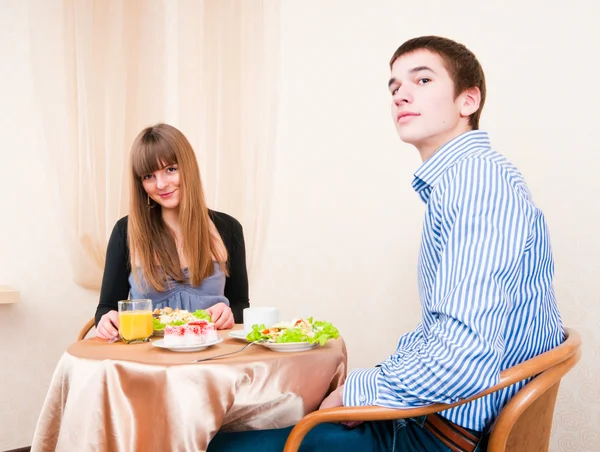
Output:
[207, 416, 488, 451]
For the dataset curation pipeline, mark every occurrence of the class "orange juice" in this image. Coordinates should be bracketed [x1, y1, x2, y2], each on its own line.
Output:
[119, 311, 153, 342]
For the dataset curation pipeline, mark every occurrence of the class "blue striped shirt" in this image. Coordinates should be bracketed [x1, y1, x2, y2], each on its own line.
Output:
[343, 130, 564, 432]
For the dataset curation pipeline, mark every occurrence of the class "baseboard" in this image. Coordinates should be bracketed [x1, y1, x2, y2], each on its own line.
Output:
[4, 447, 31, 452]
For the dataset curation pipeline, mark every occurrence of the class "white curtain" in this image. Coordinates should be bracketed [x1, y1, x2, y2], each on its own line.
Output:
[26, 0, 280, 290]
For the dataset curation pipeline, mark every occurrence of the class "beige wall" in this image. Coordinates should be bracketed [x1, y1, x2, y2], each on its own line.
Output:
[1, 0, 599, 450]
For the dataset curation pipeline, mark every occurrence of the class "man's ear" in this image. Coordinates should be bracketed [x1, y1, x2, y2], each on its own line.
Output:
[459, 86, 481, 118]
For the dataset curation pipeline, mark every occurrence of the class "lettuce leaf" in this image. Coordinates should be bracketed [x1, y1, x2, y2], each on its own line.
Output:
[153, 318, 166, 331]
[246, 324, 269, 342]
[193, 310, 212, 322]
[311, 320, 340, 345]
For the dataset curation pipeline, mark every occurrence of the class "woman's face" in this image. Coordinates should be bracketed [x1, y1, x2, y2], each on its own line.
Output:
[141, 163, 181, 210]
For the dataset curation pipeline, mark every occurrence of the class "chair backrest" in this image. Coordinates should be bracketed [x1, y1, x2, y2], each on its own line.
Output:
[77, 317, 96, 340]
[488, 328, 581, 452]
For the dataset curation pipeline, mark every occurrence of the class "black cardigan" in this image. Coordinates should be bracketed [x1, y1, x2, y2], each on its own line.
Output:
[94, 210, 249, 326]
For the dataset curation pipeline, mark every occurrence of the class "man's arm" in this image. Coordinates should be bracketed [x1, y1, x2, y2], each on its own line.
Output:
[344, 159, 530, 408]
[343, 325, 424, 406]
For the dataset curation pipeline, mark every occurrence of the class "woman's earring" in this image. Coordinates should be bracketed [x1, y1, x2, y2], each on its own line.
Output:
[147, 194, 157, 209]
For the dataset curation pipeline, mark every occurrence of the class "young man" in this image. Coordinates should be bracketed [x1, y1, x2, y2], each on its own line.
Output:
[208, 36, 564, 452]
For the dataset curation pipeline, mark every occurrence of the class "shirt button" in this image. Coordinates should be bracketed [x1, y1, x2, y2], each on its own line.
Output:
[359, 395, 366, 402]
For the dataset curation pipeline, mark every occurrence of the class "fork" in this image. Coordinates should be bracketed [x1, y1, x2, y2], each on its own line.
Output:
[191, 341, 262, 363]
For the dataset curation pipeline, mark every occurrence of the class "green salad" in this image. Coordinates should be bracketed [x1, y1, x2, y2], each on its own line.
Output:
[246, 317, 339, 345]
[152, 308, 212, 331]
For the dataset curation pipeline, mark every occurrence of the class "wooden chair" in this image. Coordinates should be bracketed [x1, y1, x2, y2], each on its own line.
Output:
[77, 317, 96, 341]
[283, 328, 581, 452]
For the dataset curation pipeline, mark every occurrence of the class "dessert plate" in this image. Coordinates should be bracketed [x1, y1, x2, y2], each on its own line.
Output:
[152, 338, 223, 352]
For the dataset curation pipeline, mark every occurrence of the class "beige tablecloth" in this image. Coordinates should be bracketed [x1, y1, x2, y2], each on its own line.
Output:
[31, 326, 347, 452]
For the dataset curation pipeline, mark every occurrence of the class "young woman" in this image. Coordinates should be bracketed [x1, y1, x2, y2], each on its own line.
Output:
[95, 123, 249, 339]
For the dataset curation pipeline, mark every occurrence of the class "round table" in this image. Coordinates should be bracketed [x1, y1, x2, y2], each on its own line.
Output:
[31, 326, 347, 452]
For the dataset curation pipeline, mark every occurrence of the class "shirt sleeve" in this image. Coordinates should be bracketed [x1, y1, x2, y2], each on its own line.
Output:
[95, 217, 131, 326]
[345, 159, 530, 408]
[343, 368, 380, 405]
[344, 325, 424, 406]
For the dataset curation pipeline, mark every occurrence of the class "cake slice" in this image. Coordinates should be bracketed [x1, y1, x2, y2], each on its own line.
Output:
[164, 320, 218, 346]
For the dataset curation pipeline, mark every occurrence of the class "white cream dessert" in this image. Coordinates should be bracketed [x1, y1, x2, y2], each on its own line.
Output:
[164, 320, 218, 346]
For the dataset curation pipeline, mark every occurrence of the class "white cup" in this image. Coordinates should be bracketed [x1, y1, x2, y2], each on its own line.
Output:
[243, 307, 280, 334]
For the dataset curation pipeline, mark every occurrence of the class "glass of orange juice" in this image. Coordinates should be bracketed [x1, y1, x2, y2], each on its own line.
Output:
[118, 299, 153, 344]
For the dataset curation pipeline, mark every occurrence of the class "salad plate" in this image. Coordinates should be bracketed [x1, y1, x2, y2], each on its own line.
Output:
[258, 341, 318, 352]
[152, 338, 223, 352]
[245, 317, 339, 352]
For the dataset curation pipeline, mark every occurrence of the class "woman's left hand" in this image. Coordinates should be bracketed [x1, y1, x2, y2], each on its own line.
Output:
[206, 302, 234, 330]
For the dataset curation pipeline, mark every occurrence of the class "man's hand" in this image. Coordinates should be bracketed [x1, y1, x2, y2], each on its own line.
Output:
[319, 385, 345, 410]
[319, 384, 363, 429]
[206, 303, 234, 330]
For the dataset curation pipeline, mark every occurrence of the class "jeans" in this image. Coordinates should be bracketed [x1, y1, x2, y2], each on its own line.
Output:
[207, 416, 488, 451]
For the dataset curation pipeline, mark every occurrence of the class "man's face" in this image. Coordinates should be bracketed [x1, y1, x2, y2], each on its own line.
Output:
[388, 49, 476, 158]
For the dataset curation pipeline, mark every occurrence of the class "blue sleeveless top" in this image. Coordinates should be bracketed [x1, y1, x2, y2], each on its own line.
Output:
[128, 262, 229, 311]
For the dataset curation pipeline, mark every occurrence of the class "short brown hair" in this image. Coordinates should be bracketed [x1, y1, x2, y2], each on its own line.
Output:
[390, 36, 486, 129]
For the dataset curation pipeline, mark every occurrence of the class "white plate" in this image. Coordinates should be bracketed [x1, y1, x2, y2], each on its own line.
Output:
[258, 341, 319, 352]
[152, 338, 223, 352]
[228, 330, 249, 341]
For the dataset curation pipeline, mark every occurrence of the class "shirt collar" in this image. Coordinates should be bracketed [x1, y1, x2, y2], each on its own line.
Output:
[411, 130, 491, 201]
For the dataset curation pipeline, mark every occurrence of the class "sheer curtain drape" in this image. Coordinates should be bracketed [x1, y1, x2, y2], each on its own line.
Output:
[27, 0, 279, 290]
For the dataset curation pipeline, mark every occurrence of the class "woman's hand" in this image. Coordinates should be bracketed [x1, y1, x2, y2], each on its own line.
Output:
[96, 310, 120, 339]
[206, 302, 234, 330]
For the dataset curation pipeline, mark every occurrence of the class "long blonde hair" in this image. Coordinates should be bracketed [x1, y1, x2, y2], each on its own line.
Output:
[128, 123, 228, 292]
